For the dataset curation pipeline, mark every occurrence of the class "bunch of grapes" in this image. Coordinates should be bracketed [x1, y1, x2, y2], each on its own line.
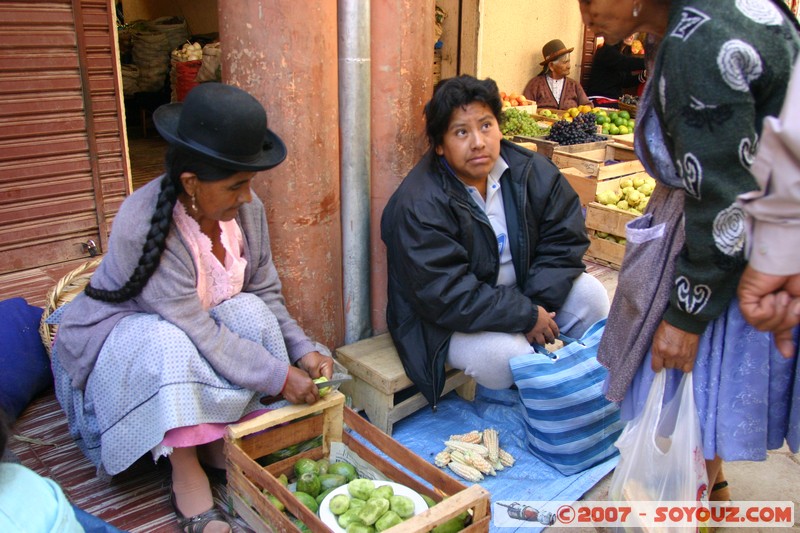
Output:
[501, 108, 550, 138]
[546, 113, 607, 146]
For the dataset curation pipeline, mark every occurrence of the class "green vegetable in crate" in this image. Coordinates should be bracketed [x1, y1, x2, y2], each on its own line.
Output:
[347, 478, 375, 500]
[389, 495, 415, 518]
[338, 508, 365, 529]
[328, 461, 358, 482]
[293, 491, 319, 513]
[421, 494, 437, 508]
[316, 487, 336, 505]
[357, 497, 390, 526]
[329, 493, 351, 515]
[373, 484, 394, 500]
[291, 517, 312, 533]
[277, 473, 289, 486]
[294, 457, 320, 477]
[265, 493, 285, 512]
[316, 457, 331, 475]
[431, 510, 469, 533]
[296, 472, 321, 498]
[319, 473, 347, 491]
[346, 524, 375, 533]
[375, 510, 403, 532]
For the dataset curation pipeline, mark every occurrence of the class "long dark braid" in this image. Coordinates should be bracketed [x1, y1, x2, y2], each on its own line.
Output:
[85, 146, 234, 303]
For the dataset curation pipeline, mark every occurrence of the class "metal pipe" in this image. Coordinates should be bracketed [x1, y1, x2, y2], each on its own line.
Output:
[339, 0, 372, 343]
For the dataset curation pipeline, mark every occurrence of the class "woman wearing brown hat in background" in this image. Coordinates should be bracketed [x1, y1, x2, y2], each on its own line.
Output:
[523, 38, 591, 110]
[50, 82, 334, 532]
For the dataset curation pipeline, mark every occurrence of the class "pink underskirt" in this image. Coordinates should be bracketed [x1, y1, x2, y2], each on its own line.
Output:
[160, 408, 272, 448]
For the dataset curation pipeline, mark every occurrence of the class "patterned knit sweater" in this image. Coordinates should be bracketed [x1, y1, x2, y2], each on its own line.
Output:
[651, 0, 799, 333]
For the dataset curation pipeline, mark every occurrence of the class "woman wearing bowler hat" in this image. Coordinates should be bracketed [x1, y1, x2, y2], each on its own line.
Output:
[523, 38, 591, 110]
[51, 82, 334, 532]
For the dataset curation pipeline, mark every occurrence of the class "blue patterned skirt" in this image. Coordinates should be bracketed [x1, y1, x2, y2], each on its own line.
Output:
[52, 293, 290, 476]
[620, 298, 799, 461]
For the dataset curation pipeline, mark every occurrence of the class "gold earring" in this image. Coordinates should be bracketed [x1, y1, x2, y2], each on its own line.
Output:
[191, 193, 197, 213]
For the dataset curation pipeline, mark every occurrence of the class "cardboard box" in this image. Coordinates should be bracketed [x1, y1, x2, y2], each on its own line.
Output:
[583, 201, 639, 269]
[224, 392, 491, 533]
[552, 143, 642, 179]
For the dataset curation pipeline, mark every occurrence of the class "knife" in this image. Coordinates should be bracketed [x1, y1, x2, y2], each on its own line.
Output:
[259, 375, 352, 405]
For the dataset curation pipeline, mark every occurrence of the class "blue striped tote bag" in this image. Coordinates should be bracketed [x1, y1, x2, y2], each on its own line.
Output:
[509, 318, 625, 475]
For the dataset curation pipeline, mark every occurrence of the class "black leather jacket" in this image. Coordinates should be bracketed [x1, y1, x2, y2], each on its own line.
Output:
[381, 140, 589, 408]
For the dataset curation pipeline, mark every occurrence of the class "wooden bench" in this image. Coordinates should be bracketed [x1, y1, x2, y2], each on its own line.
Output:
[334, 333, 476, 435]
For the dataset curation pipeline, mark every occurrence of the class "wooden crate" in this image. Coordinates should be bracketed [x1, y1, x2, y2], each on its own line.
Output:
[335, 333, 476, 435]
[552, 143, 642, 179]
[561, 168, 622, 208]
[512, 135, 611, 160]
[583, 201, 639, 269]
[224, 392, 491, 533]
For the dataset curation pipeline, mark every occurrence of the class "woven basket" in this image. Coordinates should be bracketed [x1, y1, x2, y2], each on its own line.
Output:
[39, 257, 102, 358]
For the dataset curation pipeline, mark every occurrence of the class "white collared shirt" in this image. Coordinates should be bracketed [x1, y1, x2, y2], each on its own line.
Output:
[461, 157, 517, 287]
[546, 75, 565, 106]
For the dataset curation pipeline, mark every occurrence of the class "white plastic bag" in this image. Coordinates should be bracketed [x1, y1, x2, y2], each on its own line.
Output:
[609, 371, 708, 531]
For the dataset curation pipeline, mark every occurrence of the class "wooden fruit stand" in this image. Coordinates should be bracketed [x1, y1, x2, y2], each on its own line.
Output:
[224, 391, 491, 533]
[583, 202, 639, 269]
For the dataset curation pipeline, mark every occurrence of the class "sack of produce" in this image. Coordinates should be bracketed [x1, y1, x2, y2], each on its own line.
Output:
[131, 29, 170, 92]
[195, 42, 222, 83]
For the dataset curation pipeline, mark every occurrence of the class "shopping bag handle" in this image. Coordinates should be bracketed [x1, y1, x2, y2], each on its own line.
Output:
[531, 334, 583, 360]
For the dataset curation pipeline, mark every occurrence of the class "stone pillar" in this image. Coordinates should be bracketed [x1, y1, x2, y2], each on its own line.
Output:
[219, 0, 344, 349]
[370, 0, 434, 332]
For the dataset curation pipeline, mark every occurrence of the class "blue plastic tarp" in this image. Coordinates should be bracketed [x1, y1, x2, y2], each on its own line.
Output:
[384, 386, 618, 532]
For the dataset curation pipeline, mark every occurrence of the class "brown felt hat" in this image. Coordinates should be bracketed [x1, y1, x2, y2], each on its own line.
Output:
[540, 39, 574, 66]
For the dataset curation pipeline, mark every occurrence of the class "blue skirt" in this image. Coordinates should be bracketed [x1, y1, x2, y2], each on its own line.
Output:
[620, 298, 800, 461]
[52, 293, 290, 476]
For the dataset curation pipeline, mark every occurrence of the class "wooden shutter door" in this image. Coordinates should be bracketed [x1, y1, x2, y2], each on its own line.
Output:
[0, 0, 129, 305]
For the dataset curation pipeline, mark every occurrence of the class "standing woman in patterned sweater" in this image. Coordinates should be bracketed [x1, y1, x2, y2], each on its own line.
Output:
[579, 0, 800, 501]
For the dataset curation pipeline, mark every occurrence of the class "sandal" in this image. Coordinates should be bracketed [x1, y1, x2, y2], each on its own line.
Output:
[170, 490, 231, 533]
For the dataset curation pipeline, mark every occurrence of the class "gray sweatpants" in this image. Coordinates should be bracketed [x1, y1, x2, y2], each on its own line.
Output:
[446, 273, 610, 389]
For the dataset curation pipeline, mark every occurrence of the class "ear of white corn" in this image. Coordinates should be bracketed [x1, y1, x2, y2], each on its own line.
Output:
[483, 428, 500, 463]
[444, 440, 489, 457]
[448, 430, 482, 443]
[498, 447, 516, 467]
[465, 451, 496, 476]
[434, 449, 451, 468]
[447, 461, 484, 482]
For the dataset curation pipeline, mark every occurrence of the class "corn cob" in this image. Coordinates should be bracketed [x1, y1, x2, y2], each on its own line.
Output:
[465, 451, 496, 476]
[447, 461, 484, 482]
[444, 440, 489, 457]
[434, 449, 451, 468]
[498, 447, 516, 467]
[450, 449, 495, 476]
[448, 430, 482, 443]
[492, 459, 504, 471]
[483, 428, 500, 463]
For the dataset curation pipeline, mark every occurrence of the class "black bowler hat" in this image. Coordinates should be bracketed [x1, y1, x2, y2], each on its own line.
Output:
[153, 82, 287, 171]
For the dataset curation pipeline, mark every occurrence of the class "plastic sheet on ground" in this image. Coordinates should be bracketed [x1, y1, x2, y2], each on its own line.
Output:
[364, 385, 618, 532]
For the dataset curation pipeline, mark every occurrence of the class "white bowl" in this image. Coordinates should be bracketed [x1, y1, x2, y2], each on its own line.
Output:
[318, 480, 428, 533]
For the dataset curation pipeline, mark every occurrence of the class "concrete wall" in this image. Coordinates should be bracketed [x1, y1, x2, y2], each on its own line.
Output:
[476, 0, 585, 95]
